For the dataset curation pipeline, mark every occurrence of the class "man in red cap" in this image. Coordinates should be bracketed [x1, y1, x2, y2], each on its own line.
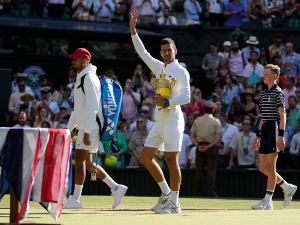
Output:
[64, 48, 128, 209]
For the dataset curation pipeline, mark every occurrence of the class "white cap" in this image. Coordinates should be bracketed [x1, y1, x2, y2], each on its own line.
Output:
[223, 41, 231, 47]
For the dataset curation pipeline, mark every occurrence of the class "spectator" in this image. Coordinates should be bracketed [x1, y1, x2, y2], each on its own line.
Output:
[13, 111, 31, 128]
[93, 0, 115, 22]
[14, 91, 36, 122]
[8, 79, 33, 114]
[243, 51, 264, 88]
[190, 101, 222, 197]
[63, 66, 76, 85]
[116, 117, 132, 144]
[142, 97, 155, 120]
[53, 107, 70, 129]
[29, 0, 46, 17]
[285, 0, 300, 28]
[265, 0, 285, 27]
[126, 105, 154, 132]
[222, 74, 244, 102]
[102, 131, 128, 168]
[206, 0, 225, 26]
[295, 84, 300, 109]
[33, 106, 53, 128]
[259, 46, 271, 66]
[157, 7, 178, 25]
[224, 0, 246, 27]
[188, 145, 196, 168]
[136, 0, 159, 24]
[132, 64, 146, 93]
[11, 69, 21, 93]
[283, 75, 296, 108]
[59, 86, 74, 113]
[247, 0, 265, 27]
[184, 113, 196, 135]
[202, 42, 220, 92]
[215, 112, 239, 169]
[41, 120, 52, 128]
[71, 0, 93, 20]
[184, 0, 202, 25]
[184, 88, 205, 118]
[241, 88, 260, 124]
[242, 36, 260, 60]
[272, 53, 283, 68]
[35, 75, 50, 101]
[36, 87, 60, 121]
[11, 75, 33, 94]
[268, 33, 285, 58]
[214, 57, 230, 84]
[226, 40, 249, 82]
[156, 0, 171, 17]
[228, 98, 247, 130]
[278, 62, 297, 89]
[218, 41, 231, 58]
[120, 78, 141, 121]
[48, 0, 65, 18]
[289, 127, 300, 169]
[178, 133, 193, 168]
[128, 117, 148, 167]
[214, 99, 223, 114]
[227, 27, 248, 49]
[286, 95, 300, 133]
[227, 118, 258, 169]
[281, 42, 300, 77]
[207, 82, 231, 113]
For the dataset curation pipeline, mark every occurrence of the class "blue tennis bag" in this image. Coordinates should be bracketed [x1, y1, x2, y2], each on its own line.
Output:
[79, 75, 122, 141]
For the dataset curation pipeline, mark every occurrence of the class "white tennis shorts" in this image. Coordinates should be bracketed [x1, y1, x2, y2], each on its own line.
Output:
[144, 121, 184, 152]
[76, 129, 99, 153]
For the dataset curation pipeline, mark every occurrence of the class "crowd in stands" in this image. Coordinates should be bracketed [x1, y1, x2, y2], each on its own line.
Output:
[7, 32, 300, 171]
[1, 0, 300, 27]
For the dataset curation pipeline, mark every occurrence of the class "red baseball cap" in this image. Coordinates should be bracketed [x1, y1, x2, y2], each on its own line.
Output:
[68, 48, 91, 60]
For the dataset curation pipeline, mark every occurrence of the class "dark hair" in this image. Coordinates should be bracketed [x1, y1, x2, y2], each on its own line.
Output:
[250, 51, 258, 56]
[288, 95, 297, 102]
[210, 42, 218, 47]
[161, 38, 176, 49]
[287, 75, 295, 84]
[41, 121, 51, 128]
[274, 33, 282, 39]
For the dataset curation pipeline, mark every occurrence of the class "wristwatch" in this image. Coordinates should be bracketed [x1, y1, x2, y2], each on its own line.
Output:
[164, 99, 170, 107]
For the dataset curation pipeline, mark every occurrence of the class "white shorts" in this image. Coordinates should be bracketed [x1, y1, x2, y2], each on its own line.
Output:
[144, 121, 184, 152]
[76, 129, 99, 153]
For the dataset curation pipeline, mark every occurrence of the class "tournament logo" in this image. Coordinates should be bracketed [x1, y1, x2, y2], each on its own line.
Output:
[24, 66, 46, 88]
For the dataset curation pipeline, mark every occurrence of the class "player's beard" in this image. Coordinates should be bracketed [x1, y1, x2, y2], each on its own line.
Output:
[163, 55, 174, 64]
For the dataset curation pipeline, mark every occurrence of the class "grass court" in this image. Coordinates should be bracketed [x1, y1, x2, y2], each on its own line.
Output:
[0, 195, 299, 225]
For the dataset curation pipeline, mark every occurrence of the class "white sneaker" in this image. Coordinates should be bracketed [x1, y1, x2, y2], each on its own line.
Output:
[111, 185, 128, 209]
[251, 199, 273, 210]
[151, 193, 171, 211]
[283, 184, 297, 207]
[155, 201, 182, 214]
[63, 197, 83, 209]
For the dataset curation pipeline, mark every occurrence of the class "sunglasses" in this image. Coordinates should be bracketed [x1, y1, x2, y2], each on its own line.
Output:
[19, 85, 25, 87]
[141, 111, 149, 114]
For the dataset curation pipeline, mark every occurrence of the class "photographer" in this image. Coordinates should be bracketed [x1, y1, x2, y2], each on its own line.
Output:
[59, 86, 74, 113]
[157, 7, 178, 25]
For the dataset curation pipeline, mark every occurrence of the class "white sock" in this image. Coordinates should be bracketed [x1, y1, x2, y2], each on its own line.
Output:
[158, 180, 171, 196]
[73, 184, 83, 201]
[103, 175, 118, 190]
[170, 191, 179, 205]
[264, 190, 274, 202]
[277, 179, 289, 191]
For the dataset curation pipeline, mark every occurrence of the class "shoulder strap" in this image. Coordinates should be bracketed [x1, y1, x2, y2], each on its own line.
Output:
[77, 74, 88, 94]
[242, 52, 246, 67]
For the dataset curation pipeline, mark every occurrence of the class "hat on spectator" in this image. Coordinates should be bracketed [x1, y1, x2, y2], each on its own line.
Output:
[40, 87, 51, 93]
[68, 48, 91, 60]
[223, 41, 231, 47]
[140, 105, 150, 113]
[20, 92, 35, 101]
[18, 73, 27, 78]
[143, 98, 154, 106]
[246, 36, 259, 45]
[242, 88, 254, 97]
[203, 100, 216, 110]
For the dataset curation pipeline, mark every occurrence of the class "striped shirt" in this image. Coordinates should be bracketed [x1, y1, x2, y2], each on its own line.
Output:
[260, 84, 285, 122]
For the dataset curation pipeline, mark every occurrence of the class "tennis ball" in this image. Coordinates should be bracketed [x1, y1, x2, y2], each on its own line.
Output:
[72, 135, 78, 143]
[105, 156, 118, 167]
